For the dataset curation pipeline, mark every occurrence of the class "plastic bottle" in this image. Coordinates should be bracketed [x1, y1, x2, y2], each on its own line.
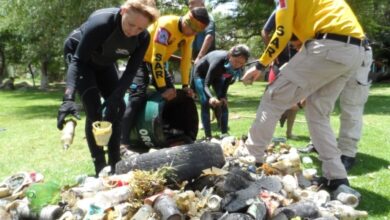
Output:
[131, 204, 154, 220]
[25, 181, 61, 214]
[93, 186, 131, 210]
[61, 119, 77, 150]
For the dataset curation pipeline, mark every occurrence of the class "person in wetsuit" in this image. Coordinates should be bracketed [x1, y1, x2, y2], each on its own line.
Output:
[193, 44, 250, 139]
[120, 7, 210, 150]
[56, 0, 159, 176]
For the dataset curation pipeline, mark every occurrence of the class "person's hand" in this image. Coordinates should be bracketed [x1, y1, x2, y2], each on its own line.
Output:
[209, 97, 221, 107]
[194, 57, 200, 64]
[182, 87, 194, 98]
[290, 40, 303, 51]
[57, 101, 80, 130]
[241, 66, 262, 85]
[220, 98, 228, 107]
[102, 90, 126, 122]
[291, 104, 300, 111]
[161, 88, 177, 101]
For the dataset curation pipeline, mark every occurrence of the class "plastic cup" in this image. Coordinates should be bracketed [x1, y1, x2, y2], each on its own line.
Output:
[92, 121, 112, 146]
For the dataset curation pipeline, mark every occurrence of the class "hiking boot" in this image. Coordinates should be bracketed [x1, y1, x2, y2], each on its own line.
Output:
[298, 143, 317, 154]
[341, 155, 356, 171]
[314, 176, 350, 191]
[255, 162, 263, 167]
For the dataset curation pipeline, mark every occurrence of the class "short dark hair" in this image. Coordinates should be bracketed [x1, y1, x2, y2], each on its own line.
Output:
[230, 44, 250, 61]
[190, 7, 210, 26]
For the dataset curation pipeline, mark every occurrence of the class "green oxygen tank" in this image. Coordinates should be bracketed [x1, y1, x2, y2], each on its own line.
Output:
[125, 89, 198, 149]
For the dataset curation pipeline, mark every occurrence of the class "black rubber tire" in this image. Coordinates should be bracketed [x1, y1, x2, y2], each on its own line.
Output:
[115, 142, 225, 183]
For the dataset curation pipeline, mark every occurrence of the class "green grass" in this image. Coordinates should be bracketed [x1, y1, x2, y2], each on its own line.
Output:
[0, 82, 390, 219]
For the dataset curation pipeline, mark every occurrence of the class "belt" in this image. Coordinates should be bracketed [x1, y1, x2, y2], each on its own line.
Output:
[316, 33, 363, 46]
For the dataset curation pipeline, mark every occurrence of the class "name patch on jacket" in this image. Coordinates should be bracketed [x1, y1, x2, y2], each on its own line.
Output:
[155, 28, 170, 45]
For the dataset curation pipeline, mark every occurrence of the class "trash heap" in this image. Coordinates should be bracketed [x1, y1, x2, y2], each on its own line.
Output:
[0, 136, 369, 220]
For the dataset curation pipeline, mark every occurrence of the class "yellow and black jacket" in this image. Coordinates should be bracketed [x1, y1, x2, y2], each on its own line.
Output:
[144, 15, 194, 89]
[259, 0, 365, 66]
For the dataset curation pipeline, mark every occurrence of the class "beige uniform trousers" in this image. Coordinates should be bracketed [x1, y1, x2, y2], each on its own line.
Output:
[246, 39, 366, 180]
[338, 48, 373, 157]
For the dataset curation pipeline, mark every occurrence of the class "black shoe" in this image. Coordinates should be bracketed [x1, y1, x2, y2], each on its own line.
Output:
[298, 143, 317, 153]
[341, 155, 356, 171]
[314, 176, 349, 191]
[255, 162, 263, 167]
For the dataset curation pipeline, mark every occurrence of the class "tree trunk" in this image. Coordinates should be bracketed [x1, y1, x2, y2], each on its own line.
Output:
[40, 59, 49, 90]
[0, 47, 5, 85]
[28, 63, 36, 87]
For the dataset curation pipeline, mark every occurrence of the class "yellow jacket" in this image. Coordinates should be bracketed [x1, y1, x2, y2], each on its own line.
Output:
[259, 0, 365, 66]
[144, 15, 194, 89]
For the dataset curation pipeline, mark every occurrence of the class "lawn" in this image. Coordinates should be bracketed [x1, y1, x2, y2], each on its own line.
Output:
[0, 82, 389, 219]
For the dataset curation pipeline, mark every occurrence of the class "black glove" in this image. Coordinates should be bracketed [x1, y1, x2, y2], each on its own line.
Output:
[57, 100, 80, 130]
[255, 61, 265, 71]
[101, 89, 126, 122]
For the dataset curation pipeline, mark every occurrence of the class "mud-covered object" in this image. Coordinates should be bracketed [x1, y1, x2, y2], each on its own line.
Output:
[115, 142, 225, 183]
[256, 176, 283, 193]
[223, 167, 254, 193]
[296, 172, 312, 189]
[221, 176, 282, 212]
[200, 211, 225, 220]
[186, 166, 255, 197]
[185, 175, 226, 194]
[201, 212, 253, 220]
[223, 213, 254, 220]
[273, 201, 320, 219]
[247, 199, 267, 220]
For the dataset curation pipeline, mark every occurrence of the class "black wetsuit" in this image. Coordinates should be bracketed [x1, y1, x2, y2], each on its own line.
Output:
[193, 50, 240, 138]
[63, 8, 150, 175]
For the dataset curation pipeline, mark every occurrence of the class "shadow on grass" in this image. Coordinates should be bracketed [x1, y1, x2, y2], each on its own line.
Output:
[333, 94, 390, 116]
[302, 152, 388, 176]
[363, 94, 390, 115]
[286, 135, 311, 143]
[2, 87, 63, 100]
[354, 186, 390, 216]
[349, 152, 389, 176]
[13, 104, 61, 120]
[2, 87, 73, 120]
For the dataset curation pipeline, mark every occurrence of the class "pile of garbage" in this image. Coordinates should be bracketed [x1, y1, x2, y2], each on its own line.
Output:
[0, 136, 368, 220]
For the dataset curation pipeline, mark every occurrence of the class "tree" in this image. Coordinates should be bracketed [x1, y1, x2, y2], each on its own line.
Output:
[214, 0, 390, 61]
[0, 0, 388, 89]
[0, 0, 122, 89]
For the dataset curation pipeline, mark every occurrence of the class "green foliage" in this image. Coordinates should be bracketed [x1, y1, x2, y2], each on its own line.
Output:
[0, 0, 389, 83]
[214, 0, 390, 59]
[0, 0, 122, 80]
[212, 1, 274, 56]
[157, 0, 188, 14]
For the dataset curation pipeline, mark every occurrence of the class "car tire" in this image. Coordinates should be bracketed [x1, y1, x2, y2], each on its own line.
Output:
[115, 142, 225, 183]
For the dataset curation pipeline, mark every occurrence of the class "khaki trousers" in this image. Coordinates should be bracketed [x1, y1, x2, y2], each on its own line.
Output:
[246, 39, 365, 179]
[338, 48, 373, 157]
